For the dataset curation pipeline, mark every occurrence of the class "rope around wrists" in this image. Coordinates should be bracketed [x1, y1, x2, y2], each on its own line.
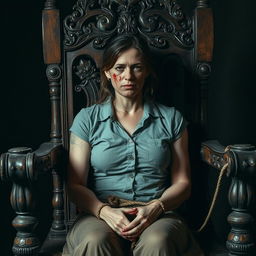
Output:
[96, 203, 110, 219]
[150, 199, 165, 213]
[106, 195, 165, 213]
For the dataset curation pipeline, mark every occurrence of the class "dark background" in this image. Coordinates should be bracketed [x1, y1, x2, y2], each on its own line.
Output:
[1, 0, 256, 255]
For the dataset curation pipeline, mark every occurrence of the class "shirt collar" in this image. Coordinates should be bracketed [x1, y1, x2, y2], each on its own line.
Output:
[144, 99, 162, 119]
[99, 98, 114, 121]
[98, 97, 162, 122]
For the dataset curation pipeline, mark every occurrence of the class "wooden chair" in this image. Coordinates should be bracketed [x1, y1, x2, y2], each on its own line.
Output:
[1, 0, 256, 255]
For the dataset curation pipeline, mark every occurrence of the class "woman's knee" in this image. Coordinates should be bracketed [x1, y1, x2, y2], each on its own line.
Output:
[134, 230, 176, 255]
[83, 230, 115, 246]
[141, 230, 170, 247]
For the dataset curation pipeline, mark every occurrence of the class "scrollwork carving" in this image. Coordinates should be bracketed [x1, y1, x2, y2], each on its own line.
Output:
[73, 56, 100, 106]
[63, 0, 193, 50]
[117, 9, 137, 34]
[74, 57, 100, 91]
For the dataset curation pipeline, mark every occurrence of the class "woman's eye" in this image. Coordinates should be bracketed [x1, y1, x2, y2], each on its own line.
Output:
[134, 66, 143, 71]
[115, 66, 124, 71]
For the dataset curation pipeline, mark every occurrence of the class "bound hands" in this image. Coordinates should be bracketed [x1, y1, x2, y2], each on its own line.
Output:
[99, 201, 164, 241]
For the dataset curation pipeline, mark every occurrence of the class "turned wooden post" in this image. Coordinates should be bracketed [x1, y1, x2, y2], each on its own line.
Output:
[201, 141, 256, 255]
[0, 148, 40, 256]
[194, 0, 214, 126]
[42, 0, 66, 238]
[226, 145, 256, 255]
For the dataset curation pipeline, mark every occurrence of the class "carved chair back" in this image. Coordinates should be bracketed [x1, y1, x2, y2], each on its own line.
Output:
[42, 0, 213, 251]
[3, 2, 256, 256]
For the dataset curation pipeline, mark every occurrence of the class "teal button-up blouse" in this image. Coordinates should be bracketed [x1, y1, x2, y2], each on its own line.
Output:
[70, 99, 187, 202]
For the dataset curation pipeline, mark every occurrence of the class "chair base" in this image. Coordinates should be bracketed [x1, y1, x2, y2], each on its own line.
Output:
[39, 234, 66, 256]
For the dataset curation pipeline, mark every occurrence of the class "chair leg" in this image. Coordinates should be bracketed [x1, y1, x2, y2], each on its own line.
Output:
[226, 177, 255, 255]
[49, 169, 66, 238]
[1, 148, 41, 256]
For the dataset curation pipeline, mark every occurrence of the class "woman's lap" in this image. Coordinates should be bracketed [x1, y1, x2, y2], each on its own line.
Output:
[62, 212, 203, 256]
[134, 212, 203, 256]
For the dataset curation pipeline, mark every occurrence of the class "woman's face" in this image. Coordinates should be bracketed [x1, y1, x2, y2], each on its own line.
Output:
[104, 48, 148, 100]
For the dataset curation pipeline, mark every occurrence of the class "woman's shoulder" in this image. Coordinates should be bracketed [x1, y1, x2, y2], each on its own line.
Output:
[75, 101, 112, 124]
[151, 101, 180, 117]
[77, 102, 107, 116]
[151, 101, 187, 139]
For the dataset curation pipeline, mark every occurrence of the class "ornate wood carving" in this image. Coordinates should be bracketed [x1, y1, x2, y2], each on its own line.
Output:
[73, 56, 100, 106]
[63, 0, 193, 50]
[44, 0, 57, 9]
[196, 62, 212, 124]
[46, 64, 62, 143]
[196, 62, 211, 80]
[227, 177, 255, 255]
[50, 169, 66, 238]
[43, 0, 66, 241]
[202, 141, 256, 255]
[201, 140, 231, 173]
[0, 142, 66, 255]
[226, 145, 256, 256]
[0, 148, 40, 256]
[197, 0, 209, 8]
[195, 2, 213, 126]
[36, 142, 67, 238]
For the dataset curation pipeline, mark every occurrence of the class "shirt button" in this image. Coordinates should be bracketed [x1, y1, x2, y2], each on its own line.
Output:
[128, 139, 133, 143]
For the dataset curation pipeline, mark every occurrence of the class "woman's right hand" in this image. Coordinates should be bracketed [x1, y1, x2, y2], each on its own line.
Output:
[99, 206, 138, 240]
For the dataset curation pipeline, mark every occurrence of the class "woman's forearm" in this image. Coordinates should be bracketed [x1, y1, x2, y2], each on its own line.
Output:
[67, 183, 104, 217]
[159, 181, 191, 212]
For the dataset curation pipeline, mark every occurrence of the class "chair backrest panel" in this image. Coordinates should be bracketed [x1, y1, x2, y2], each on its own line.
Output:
[62, 0, 194, 51]
[62, 50, 102, 147]
[61, 0, 196, 145]
[52, 0, 213, 226]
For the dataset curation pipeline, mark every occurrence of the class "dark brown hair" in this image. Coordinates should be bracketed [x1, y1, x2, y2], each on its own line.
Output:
[98, 34, 157, 103]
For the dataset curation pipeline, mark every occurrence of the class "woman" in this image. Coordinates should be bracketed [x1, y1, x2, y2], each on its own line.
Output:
[62, 35, 203, 256]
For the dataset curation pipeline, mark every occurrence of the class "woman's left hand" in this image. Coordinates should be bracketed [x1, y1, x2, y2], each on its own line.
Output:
[121, 201, 163, 240]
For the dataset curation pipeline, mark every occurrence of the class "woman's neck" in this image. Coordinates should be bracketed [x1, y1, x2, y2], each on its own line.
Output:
[113, 96, 143, 114]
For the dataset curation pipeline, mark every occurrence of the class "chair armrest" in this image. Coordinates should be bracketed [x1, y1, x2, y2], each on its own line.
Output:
[201, 140, 256, 255]
[201, 140, 231, 175]
[35, 141, 66, 174]
[0, 142, 65, 182]
[201, 140, 256, 178]
[0, 141, 66, 256]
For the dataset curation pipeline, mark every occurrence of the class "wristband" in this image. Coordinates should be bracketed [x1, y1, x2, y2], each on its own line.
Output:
[151, 199, 165, 213]
[96, 203, 110, 219]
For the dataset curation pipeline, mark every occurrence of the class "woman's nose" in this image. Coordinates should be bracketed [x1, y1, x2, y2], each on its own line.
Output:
[124, 67, 133, 80]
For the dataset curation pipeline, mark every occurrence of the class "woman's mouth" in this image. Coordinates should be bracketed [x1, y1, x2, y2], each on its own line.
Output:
[122, 84, 135, 88]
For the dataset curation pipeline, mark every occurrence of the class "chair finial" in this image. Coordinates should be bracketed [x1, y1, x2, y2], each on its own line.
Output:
[197, 0, 209, 8]
[44, 0, 57, 9]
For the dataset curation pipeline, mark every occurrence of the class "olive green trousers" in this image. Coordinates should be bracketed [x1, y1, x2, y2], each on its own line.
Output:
[62, 212, 204, 256]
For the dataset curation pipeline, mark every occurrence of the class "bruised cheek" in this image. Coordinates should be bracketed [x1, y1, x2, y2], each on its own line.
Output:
[112, 73, 122, 82]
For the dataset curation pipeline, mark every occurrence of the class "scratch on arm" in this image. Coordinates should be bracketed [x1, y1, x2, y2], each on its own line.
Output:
[70, 133, 86, 146]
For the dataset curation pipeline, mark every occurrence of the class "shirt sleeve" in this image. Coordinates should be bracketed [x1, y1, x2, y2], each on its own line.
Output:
[171, 108, 188, 141]
[69, 108, 90, 142]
